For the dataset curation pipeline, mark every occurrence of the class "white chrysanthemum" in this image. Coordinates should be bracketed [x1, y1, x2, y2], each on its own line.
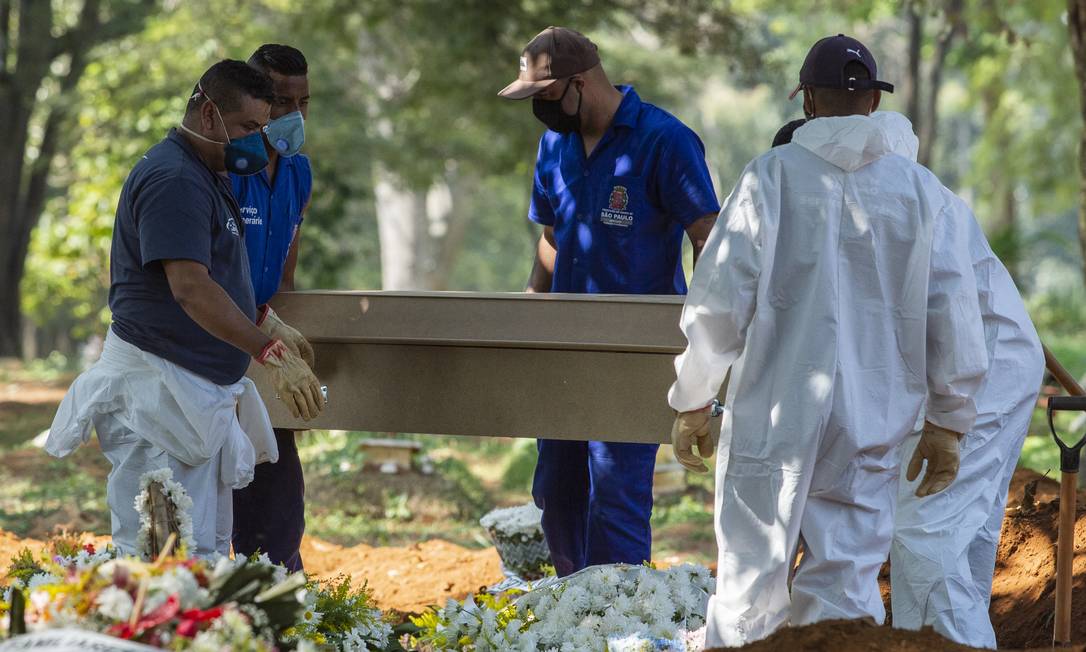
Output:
[25, 573, 59, 592]
[93, 585, 135, 621]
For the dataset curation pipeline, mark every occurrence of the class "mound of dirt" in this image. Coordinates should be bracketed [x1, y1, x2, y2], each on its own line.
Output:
[722, 619, 980, 651]
[990, 496, 1086, 648]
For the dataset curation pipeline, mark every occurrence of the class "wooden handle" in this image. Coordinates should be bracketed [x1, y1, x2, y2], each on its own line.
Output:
[1055, 471, 1077, 645]
[1046, 344, 1086, 397]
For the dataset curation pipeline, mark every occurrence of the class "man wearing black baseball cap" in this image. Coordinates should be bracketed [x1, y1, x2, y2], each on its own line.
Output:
[499, 27, 721, 577]
[669, 34, 989, 646]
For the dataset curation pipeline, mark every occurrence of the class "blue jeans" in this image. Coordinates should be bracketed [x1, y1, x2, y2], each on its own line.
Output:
[232, 429, 305, 571]
[532, 439, 658, 576]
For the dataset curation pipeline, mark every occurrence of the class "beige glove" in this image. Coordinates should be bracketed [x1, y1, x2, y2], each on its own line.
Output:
[906, 420, 964, 497]
[257, 305, 315, 367]
[671, 407, 718, 473]
[257, 340, 324, 421]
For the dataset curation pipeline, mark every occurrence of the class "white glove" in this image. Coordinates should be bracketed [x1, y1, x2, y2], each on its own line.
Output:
[906, 420, 964, 497]
[671, 407, 717, 473]
[257, 339, 323, 421]
[257, 305, 315, 367]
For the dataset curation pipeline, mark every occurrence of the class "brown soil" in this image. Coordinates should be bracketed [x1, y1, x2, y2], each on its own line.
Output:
[726, 619, 980, 651]
[722, 619, 1086, 651]
[299, 535, 502, 615]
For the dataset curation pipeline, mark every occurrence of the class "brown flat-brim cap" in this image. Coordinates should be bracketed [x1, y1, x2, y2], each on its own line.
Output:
[498, 26, 600, 100]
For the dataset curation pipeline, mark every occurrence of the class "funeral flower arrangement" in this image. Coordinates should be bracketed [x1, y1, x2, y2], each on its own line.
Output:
[0, 538, 394, 651]
[478, 503, 552, 580]
[408, 563, 713, 651]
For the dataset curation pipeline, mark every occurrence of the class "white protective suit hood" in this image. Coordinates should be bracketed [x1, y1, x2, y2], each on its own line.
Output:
[792, 112, 917, 171]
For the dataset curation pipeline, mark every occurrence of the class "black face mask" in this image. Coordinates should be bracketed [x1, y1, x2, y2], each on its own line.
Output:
[532, 79, 581, 134]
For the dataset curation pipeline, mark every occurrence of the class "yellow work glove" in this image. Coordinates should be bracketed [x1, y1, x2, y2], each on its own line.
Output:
[257, 305, 315, 367]
[257, 339, 324, 421]
[671, 406, 717, 474]
[906, 420, 964, 497]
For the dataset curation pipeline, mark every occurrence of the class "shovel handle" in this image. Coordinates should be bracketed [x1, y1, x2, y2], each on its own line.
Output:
[1048, 397, 1086, 473]
[1046, 344, 1086, 396]
[1055, 471, 1078, 646]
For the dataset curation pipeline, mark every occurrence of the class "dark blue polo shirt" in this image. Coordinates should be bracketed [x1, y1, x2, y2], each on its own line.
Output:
[529, 86, 720, 295]
[230, 154, 312, 306]
[109, 129, 256, 385]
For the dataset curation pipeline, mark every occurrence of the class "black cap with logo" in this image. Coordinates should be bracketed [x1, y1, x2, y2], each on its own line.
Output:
[788, 34, 894, 100]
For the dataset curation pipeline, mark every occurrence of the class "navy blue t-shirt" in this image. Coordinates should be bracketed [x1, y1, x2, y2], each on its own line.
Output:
[109, 129, 257, 385]
[529, 86, 720, 294]
[230, 154, 312, 306]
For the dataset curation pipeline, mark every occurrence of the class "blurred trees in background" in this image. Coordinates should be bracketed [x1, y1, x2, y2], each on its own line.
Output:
[6, 0, 1085, 358]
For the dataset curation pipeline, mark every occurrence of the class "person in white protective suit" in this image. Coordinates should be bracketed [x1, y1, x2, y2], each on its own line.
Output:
[46, 60, 324, 558]
[668, 34, 991, 648]
[879, 113, 1045, 649]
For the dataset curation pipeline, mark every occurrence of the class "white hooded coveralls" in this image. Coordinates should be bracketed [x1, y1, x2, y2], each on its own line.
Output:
[883, 116, 1045, 649]
[47, 328, 277, 557]
[668, 112, 990, 647]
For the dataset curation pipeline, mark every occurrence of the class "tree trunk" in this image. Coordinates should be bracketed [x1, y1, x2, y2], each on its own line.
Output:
[374, 167, 471, 290]
[903, 1, 923, 128]
[0, 0, 153, 357]
[1072, 0, 1086, 287]
[917, 0, 964, 168]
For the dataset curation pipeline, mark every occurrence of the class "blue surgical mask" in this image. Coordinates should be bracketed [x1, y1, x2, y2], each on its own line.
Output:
[264, 111, 305, 157]
[180, 83, 269, 176]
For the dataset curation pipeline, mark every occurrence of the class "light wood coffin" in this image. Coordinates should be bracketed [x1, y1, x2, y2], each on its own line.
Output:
[248, 291, 720, 444]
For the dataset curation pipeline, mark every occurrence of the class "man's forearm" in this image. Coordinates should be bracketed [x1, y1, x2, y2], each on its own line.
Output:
[686, 213, 717, 269]
[176, 279, 270, 357]
[526, 256, 553, 293]
[526, 229, 557, 293]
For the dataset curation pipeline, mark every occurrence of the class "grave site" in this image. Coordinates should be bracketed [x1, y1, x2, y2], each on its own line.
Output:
[2, 293, 1085, 650]
[6, 2, 1086, 650]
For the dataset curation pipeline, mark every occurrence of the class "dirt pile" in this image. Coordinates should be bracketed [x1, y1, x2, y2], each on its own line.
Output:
[720, 618, 1086, 651]
[989, 473, 1086, 648]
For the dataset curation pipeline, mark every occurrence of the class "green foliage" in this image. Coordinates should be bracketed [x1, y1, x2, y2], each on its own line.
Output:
[286, 575, 393, 649]
[499, 438, 538, 492]
[16, 0, 1086, 364]
[4, 549, 45, 587]
[409, 590, 522, 651]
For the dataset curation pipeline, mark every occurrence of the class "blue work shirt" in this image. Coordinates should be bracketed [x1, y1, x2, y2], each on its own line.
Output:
[109, 129, 256, 385]
[529, 86, 720, 294]
[230, 154, 312, 306]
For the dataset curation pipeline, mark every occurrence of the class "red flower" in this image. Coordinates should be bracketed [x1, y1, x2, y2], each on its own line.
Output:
[107, 594, 181, 640]
[83, 543, 96, 555]
[175, 606, 225, 638]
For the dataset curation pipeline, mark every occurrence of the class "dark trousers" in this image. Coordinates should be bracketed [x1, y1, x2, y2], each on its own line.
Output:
[532, 439, 658, 577]
[232, 428, 305, 571]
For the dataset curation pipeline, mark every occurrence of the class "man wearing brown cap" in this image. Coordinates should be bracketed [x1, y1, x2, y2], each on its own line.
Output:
[499, 26, 721, 576]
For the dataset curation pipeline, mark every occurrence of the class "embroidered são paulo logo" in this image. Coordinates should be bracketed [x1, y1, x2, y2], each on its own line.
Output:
[520, 56, 528, 72]
[600, 185, 634, 227]
[226, 216, 240, 237]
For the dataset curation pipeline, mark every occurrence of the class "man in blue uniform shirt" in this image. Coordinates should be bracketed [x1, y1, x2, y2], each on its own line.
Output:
[230, 44, 315, 572]
[498, 27, 721, 575]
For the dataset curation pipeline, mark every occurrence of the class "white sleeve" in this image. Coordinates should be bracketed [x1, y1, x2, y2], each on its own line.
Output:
[668, 163, 764, 412]
[925, 198, 989, 434]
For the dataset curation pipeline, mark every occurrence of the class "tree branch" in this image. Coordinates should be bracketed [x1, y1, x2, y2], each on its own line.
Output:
[53, 0, 157, 60]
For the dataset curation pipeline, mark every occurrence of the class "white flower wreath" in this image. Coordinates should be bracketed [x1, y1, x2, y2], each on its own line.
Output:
[133, 467, 196, 558]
